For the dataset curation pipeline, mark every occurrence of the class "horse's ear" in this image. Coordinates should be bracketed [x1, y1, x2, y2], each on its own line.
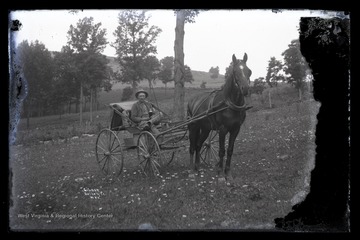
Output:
[232, 54, 237, 63]
[243, 53, 248, 63]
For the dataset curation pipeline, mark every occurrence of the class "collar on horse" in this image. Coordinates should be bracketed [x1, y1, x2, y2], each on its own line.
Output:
[224, 98, 248, 111]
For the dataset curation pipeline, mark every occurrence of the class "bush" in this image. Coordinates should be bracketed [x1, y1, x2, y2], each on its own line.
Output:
[121, 87, 134, 101]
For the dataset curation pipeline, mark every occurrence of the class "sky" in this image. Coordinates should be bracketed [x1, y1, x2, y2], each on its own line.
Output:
[9, 9, 339, 80]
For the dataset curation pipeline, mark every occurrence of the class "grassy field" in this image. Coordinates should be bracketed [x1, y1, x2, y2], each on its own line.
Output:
[9, 84, 319, 230]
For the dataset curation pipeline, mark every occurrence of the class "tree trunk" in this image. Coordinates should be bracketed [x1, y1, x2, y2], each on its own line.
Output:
[80, 82, 83, 125]
[68, 100, 71, 114]
[299, 88, 302, 101]
[268, 90, 272, 108]
[90, 88, 93, 123]
[173, 10, 186, 121]
[83, 97, 87, 112]
[94, 89, 98, 111]
[75, 100, 79, 113]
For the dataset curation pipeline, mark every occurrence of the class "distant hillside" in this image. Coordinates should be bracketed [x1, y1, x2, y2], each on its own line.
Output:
[106, 56, 225, 90]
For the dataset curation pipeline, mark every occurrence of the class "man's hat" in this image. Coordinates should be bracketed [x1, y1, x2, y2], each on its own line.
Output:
[135, 89, 148, 99]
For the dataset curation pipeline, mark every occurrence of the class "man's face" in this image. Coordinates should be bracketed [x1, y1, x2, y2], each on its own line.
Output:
[138, 93, 146, 102]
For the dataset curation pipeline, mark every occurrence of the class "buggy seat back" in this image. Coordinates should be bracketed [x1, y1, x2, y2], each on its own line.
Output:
[109, 101, 137, 131]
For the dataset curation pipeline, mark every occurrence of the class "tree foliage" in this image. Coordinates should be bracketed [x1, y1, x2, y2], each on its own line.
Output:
[158, 56, 174, 87]
[251, 77, 266, 94]
[209, 66, 219, 79]
[184, 65, 194, 83]
[66, 16, 110, 123]
[174, 9, 201, 23]
[67, 17, 110, 88]
[16, 40, 54, 117]
[67, 17, 108, 54]
[282, 39, 309, 90]
[265, 57, 285, 87]
[142, 55, 161, 88]
[51, 46, 79, 112]
[112, 10, 162, 89]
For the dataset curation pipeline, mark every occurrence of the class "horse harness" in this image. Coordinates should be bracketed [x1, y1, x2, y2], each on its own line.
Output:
[190, 90, 251, 129]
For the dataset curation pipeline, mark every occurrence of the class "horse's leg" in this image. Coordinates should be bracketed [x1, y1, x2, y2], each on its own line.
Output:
[217, 126, 228, 177]
[194, 127, 211, 172]
[188, 123, 200, 174]
[225, 126, 241, 180]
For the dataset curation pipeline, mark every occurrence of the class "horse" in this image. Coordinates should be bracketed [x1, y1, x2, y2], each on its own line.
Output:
[187, 53, 252, 180]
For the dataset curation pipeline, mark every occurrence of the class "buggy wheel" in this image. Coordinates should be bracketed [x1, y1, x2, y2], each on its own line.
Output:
[95, 128, 124, 179]
[200, 130, 219, 167]
[157, 135, 176, 166]
[137, 131, 163, 177]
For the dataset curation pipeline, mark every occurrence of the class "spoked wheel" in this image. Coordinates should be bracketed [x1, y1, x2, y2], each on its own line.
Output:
[95, 128, 124, 179]
[157, 135, 177, 167]
[200, 130, 219, 167]
[137, 131, 164, 177]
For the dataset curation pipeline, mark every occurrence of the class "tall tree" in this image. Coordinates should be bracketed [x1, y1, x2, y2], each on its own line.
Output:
[209, 66, 220, 79]
[142, 55, 161, 89]
[282, 39, 309, 100]
[16, 40, 54, 127]
[66, 16, 109, 124]
[158, 56, 174, 94]
[265, 57, 285, 87]
[51, 47, 78, 117]
[252, 77, 266, 95]
[173, 9, 200, 121]
[112, 10, 162, 89]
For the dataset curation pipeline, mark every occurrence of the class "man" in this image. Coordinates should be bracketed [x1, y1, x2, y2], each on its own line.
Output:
[131, 89, 162, 135]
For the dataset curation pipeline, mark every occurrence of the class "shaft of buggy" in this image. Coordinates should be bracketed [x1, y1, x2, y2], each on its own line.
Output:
[156, 105, 230, 136]
[107, 103, 229, 137]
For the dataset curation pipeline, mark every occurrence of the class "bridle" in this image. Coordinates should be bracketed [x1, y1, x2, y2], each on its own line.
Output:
[225, 61, 249, 111]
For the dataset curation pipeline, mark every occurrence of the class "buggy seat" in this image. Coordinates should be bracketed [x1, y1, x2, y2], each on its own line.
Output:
[109, 101, 137, 131]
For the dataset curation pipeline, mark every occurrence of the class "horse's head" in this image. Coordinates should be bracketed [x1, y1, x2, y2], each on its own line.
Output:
[231, 53, 252, 96]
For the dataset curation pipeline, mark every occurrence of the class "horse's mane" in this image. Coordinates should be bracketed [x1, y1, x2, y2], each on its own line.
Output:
[221, 63, 236, 97]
